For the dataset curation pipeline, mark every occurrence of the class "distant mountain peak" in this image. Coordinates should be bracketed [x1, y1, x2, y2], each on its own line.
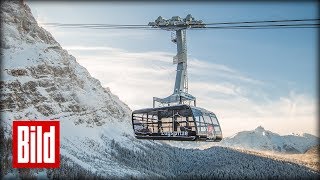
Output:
[254, 125, 265, 132]
[220, 127, 319, 153]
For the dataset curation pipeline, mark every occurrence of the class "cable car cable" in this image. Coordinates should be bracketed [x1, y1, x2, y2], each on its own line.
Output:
[204, 18, 320, 26]
[198, 23, 320, 29]
[42, 23, 319, 30]
[39, 18, 319, 30]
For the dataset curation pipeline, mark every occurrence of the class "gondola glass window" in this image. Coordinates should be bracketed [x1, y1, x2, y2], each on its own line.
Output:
[192, 108, 207, 134]
[211, 115, 222, 134]
[132, 108, 195, 135]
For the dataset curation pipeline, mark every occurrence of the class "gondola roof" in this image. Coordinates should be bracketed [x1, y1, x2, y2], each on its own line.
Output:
[132, 104, 216, 116]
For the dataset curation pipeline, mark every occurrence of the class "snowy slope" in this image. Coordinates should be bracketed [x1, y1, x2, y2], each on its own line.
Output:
[219, 126, 319, 153]
[1, 1, 319, 179]
[305, 145, 319, 154]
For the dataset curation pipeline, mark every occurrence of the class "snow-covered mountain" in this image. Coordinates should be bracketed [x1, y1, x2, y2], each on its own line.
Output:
[1, 1, 319, 179]
[1, 0, 131, 130]
[219, 126, 319, 153]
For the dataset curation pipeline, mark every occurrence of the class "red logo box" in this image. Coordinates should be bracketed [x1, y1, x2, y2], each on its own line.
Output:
[12, 120, 60, 168]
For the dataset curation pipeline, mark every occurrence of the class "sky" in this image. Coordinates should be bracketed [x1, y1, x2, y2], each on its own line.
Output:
[27, 1, 318, 137]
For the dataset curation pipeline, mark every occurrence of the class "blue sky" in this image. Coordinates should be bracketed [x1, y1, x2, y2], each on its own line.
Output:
[27, 1, 318, 136]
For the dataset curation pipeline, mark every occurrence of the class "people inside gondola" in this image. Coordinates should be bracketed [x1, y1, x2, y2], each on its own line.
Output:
[173, 119, 179, 131]
[173, 112, 181, 131]
[180, 126, 191, 131]
[157, 120, 163, 133]
[140, 127, 151, 134]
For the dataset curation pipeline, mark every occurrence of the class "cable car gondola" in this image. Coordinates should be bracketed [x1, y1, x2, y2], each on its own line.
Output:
[132, 15, 223, 142]
[132, 104, 222, 141]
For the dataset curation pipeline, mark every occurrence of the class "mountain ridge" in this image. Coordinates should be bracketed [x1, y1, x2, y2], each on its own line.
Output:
[219, 126, 319, 153]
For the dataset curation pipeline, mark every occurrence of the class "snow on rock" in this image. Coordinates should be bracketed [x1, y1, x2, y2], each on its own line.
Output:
[219, 126, 319, 153]
[1, 0, 131, 134]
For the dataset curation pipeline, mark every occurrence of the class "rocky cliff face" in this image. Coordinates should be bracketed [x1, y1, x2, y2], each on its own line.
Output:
[1, 1, 140, 177]
[1, 0, 131, 135]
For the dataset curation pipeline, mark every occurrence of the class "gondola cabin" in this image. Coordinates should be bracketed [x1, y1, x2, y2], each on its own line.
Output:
[132, 105, 222, 141]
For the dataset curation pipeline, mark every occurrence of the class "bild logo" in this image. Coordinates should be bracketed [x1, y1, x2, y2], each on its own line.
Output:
[12, 120, 60, 168]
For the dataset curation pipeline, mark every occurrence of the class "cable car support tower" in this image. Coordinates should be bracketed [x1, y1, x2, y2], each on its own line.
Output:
[149, 15, 205, 108]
